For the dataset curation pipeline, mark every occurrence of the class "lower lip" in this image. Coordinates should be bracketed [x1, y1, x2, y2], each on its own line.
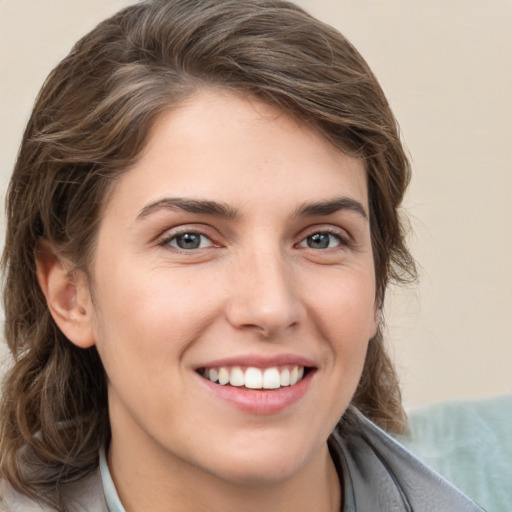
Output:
[198, 371, 314, 415]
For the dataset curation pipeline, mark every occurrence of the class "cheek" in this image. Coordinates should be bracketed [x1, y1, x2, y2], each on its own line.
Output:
[306, 269, 376, 364]
[90, 263, 220, 368]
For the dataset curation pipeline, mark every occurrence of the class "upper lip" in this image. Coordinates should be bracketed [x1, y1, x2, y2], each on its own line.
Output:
[195, 353, 317, 370]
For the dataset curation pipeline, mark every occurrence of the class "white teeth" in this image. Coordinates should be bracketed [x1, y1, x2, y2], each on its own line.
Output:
[280, 367, 291, 386]
[244, 367, 263, 389]
[290, 366, 298, 386]
[208, 368, 218, 383]
[203, 365, 306, 389]
[262, 368, 280, 389]
[218, 367, 229, 385]
[229, 366, 244, 387]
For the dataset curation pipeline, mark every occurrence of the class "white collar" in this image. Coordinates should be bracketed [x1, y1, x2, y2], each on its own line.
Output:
[99, 448, 126, 512]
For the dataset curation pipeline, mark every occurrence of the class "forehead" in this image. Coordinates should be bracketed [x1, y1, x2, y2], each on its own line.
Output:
[103, 90, 368, 219]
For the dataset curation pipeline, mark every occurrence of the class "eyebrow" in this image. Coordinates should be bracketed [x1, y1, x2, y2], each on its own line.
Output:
[295, 197, 368, 220]
[136, 197, 241, 221]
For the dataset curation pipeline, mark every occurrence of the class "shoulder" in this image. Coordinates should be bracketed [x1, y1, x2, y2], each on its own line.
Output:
[329, 407, 484, 512]
[0, 468, 108, 512]
[0, 479, 49, 511]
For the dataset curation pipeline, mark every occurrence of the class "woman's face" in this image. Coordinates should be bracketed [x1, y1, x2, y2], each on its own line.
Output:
[87, 90, 377, 486]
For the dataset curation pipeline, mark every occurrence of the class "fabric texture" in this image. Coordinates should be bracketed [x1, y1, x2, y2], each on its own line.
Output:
[330, 407, 483, 511]
[0, 407, 483, 511]
[399, 395, 512, 512]
[0, 469, 107, 512]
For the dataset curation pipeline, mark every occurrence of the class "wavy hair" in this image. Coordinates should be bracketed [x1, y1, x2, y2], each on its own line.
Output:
[1, 0, 416, 508]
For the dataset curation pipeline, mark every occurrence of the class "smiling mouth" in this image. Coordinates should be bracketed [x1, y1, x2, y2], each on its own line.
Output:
[197, 365, 312, 390]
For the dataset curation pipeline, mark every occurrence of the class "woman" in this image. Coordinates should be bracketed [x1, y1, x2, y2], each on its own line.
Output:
[0, 0, 483, 510]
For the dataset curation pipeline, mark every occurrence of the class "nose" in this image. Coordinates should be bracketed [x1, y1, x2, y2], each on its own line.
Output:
[224, 247, 302, 338]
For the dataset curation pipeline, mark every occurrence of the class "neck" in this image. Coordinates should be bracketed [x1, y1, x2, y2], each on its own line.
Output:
[108, 435, 341, 512]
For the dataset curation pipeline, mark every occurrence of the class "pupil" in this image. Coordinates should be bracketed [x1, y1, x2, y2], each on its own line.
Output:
[177, 233, 201, 249]
[308, 233, 329, 249]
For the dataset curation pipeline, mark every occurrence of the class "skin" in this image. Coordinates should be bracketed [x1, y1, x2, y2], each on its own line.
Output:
[39, 90, 378, 512]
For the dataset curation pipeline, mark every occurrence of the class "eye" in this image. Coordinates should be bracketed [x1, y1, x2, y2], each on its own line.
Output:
[299, 231, 344, 250]
[165, 232, 214, 250]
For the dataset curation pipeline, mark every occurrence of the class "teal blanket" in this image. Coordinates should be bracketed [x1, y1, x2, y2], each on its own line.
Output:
[398, 395, 512, 512]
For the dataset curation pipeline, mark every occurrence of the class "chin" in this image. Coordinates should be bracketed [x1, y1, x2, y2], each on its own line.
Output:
[202, 439, 315, 487]
[214, 460, 302, 487]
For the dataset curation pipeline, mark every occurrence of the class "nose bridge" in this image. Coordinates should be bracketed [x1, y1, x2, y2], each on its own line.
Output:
[226, 240, 301, 336]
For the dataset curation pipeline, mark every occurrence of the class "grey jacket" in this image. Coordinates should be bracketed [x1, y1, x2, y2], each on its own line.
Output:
[0, 408, 484, 511]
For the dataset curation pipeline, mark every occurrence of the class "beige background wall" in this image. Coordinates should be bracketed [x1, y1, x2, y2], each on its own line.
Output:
[1, 0, 511, 408]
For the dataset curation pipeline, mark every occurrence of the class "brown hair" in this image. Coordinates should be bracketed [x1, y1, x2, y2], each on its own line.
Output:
[1, 0, 415, 508]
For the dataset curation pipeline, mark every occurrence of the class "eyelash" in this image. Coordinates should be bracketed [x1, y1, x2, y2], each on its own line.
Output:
[159, 227, 351, 253]
[160, 230, 216, 252]
[297, 228, 352, 250]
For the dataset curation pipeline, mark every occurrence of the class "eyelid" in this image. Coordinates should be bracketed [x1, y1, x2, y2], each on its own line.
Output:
[166, 232, 213, 250]
[296, 225, 353, 247]
[157, 224, 222, 251]
[299, 231, 342, 249]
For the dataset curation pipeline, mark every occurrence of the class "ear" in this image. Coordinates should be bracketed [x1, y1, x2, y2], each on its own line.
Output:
[35, 241, 96, 349]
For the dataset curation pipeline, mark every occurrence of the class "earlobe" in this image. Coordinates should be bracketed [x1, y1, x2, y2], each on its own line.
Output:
[35, 241, 96, 349]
